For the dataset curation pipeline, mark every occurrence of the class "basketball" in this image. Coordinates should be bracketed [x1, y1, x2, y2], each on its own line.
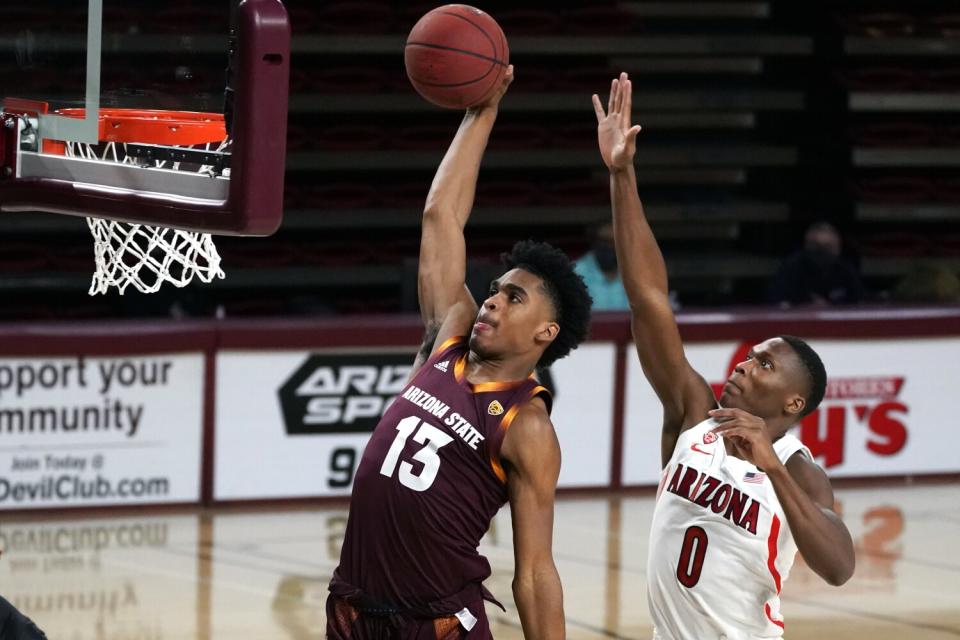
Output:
[404, 5, 510, 109]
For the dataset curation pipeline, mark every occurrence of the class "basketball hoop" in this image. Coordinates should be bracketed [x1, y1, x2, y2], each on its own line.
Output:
[48, 108, 229, 295]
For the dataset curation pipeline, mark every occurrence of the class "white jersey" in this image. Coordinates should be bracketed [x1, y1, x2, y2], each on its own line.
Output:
[647, 418, 811, 640]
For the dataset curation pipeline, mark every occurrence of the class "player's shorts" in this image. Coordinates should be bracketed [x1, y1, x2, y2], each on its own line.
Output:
[325, 573, 502, 640]
[325, 593, 492, 639]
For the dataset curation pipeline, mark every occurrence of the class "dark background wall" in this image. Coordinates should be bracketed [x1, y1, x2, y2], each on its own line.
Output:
[1, 0, 957, 319]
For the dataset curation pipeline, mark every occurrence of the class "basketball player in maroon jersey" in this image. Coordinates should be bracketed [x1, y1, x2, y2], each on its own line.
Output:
[327, 66, 592, 639]
[593, 73, 854, 636]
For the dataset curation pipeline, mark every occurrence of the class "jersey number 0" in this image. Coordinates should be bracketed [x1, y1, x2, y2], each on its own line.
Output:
[379, 416, 454, 492]
[677, 525, 709, 588]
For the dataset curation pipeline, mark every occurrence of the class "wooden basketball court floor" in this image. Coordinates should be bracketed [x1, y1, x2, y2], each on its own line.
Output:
[1, 481, 957, 639]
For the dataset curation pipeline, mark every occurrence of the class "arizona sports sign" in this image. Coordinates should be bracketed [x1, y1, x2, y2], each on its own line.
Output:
[624, 337, 960, 485]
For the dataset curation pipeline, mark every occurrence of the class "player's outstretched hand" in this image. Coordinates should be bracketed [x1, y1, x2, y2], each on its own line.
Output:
[708, 408, 781, 471]
[470, 64, 514, 113]
[593, 72, 642, 171]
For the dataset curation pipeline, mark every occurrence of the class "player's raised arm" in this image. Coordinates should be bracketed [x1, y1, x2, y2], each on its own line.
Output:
[593, 73, 715, 464]
[500, 399, 565, 640]
[412, 67, 515, 372]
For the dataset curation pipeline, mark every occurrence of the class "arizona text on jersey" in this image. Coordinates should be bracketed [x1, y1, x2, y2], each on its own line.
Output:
[648, 418, 811, 639]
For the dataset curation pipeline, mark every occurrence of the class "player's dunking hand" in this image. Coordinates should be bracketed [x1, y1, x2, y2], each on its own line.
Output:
[468, 64, 514, 114]
[708, 408, 781, 471]
[592, 71, 643, 171]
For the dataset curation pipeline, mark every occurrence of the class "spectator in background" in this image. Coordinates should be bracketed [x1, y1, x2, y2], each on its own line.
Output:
[892, 262, 960, 303]
[574, 222, 630, 310]
[768, 221, 864, 307]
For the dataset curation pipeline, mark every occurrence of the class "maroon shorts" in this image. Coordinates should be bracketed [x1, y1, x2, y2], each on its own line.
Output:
[325, 594, 492, 640]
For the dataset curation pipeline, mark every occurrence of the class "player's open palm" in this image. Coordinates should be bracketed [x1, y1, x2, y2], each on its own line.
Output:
[593, 72, 642, 171]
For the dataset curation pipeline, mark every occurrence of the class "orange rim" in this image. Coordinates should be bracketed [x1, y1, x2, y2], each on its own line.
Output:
[45, 108, 226, 152]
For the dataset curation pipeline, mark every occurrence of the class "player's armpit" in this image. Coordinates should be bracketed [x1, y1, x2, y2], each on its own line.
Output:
[501, 399, 566, 640]
[408, 321, 443, 380]
[650, 358, 716, 467]
[408, 287, 478, 380]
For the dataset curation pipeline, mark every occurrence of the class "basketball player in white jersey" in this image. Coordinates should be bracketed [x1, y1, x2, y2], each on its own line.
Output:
[593, 73, 855, 638]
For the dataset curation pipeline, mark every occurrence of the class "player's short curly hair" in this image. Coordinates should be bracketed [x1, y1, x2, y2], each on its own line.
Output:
[501, 240, 593, 369]
[778, 335, 827, 418]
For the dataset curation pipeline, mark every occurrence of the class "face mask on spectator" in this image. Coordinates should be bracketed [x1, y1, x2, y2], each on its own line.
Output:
[594, 242, 618, 272]
[804, 243, 838, 270]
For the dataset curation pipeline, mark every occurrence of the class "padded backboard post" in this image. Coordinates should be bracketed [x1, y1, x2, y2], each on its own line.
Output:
[224, 0, 290, 235]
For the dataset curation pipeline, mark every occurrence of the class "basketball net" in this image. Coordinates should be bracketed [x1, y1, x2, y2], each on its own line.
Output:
[64, 140, 226, 295]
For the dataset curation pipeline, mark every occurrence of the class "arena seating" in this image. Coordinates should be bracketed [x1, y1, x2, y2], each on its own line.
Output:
[2, 0, 958, 317]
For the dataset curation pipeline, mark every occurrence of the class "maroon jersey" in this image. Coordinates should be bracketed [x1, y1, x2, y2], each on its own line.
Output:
[334, 336, 551, 609]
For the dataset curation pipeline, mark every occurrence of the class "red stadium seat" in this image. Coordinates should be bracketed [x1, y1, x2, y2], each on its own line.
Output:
[287, 68, 311, 94]
[488, 124, 551, 150]
[560, 7, 638, 35]
[941, 125, 960, 147]
[509, 66, 552, 92]
[337, 296, 399, 314]
[935, 178, 960, 202]
[395, 126, 453, 151]
[154, 7, 230, 33]
[379, 183, 428, 208]
[854, 177, 936, 203]
[850, 123, 936, 147]
[541, 179, 605, 206]
[497, 9, 563, 35]
[61, 303, 113, 320]
[860, 233, 931, 257]
[285, 124, 311, 152]
[0, 244, 50, 272]
[377, 238, 420, 261]
[286, 7, 320, 34]
[102, 8, 139, 33]
[283, 183, 305, 209]
[839, 12, 917, 37]
[554, 66, 616, 92]
[316, 2, 395, 34]
[312, 66, 386, 94]
[924, 68, 960, 91]
[935, 235, 960, 256]
[221, 242, 299, 268]
[554, 123, 601, 149]
[298, 183, 379, 209]
[928, 12, 960, 38]
[50, 246, 97, 272]
[0, 304, 57, 320]
[0, 9, 57, 32]
[475, 181, 541, 207]
[316, 125, 384, 151]
[298, 243, 374, 267]
[223, 297, 288, 317]
[836, 68, 921, 92]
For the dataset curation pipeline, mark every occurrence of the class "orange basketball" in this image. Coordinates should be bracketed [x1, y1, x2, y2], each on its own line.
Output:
[404, 5, 510, 109]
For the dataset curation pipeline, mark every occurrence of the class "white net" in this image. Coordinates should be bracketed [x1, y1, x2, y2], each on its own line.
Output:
[64, 140, 226, 295]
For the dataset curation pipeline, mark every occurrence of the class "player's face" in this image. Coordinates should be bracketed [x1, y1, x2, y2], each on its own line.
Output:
[719, 338, 807, 424]
[469, 268, 559, 364]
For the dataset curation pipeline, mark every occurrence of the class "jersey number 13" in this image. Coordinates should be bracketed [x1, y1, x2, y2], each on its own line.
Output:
[379, 416, 454, 492]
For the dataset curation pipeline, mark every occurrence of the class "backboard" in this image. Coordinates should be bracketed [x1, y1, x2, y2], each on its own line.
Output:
[0, 0, 290, 236]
